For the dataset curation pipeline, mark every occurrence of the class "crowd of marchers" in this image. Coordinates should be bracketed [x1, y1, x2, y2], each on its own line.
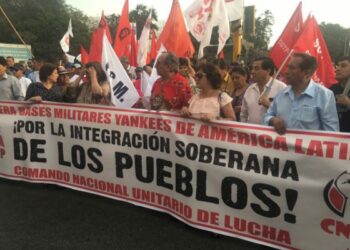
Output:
[1, 52, 350, 135]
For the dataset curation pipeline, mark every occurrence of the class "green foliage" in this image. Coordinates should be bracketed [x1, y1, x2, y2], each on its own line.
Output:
[129, 4, 158, 39]
[0, 0, 90, 62]
[245, 10, 274, 51]
[106, 4, 158, 41]
[319, 22, 350, 61]
[0, 1, 159, 62]
[106, 14, 120, 42]
[242, 10, 274, 65]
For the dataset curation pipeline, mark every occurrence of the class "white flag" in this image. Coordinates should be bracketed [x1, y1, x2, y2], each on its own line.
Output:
[185, 0, 230, 58]
[60, 19, 74, 53]
[60, 32, 70, 53]
[137, 12, 152, 67]
[225, 0, 243, 21]
[101, 33, 140, 108]
[68, 18, 74, 37]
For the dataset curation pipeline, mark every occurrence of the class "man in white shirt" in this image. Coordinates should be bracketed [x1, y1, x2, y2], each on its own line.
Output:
[13, 63, 32, 97]
[240, 57, 286, 124]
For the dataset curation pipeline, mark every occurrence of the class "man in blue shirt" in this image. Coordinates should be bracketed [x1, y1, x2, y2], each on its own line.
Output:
[264, 53, 339, 135]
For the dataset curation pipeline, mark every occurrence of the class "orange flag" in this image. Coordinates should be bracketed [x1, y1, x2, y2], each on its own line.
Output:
[269, 2, 303, 76]
[88, 12, 112, 62]
[129, 25, 138, 67]
[114, 0, 132, 58]
[292, 15, 336, 87]
[99, 11, 112, 42]
[157, 0, 194, 57]
[148, 30, 157, 64]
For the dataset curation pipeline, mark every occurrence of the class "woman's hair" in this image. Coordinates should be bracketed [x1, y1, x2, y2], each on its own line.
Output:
[179, 57, 189, 67]
[199, 63, 222, 89]
[39, 63, 57, 82]
[86, 61, 107, 83]
[230, 66, 247, 77]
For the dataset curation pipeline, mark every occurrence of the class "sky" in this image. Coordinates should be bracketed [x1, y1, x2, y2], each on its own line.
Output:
[65, 0, 350, 46]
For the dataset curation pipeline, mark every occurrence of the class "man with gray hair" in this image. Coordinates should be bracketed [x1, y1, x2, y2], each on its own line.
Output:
[0, 56, 24, 101]
[120, 56, 137, 80]
[150, 52, 192, 111]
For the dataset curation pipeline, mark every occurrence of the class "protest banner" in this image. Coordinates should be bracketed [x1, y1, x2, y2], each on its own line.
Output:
[0, 101, 349, 250]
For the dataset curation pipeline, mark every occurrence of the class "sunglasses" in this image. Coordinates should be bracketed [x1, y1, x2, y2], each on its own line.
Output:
[195, 72, 206, 79]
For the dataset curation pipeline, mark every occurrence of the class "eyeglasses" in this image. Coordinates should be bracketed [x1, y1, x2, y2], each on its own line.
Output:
[195, 72, 206, 79]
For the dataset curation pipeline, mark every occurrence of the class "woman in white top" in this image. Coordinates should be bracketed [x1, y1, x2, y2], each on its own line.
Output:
[181, 63, 236, 122]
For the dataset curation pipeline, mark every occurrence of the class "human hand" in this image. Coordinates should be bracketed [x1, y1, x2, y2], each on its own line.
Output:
[336, 94, 350, 107]
[259, 96, 271, 108]
[87, 67, 97, 78]
[270, 117, 286, 135]
[200, 113, 215, 122]
[180, 107, 192, 117]
[27, 96, 42, 103]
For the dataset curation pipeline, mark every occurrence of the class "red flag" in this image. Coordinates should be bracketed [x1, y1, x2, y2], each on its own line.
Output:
[157, 0, 194, 57]
[129, 25, 138, 67]
[292, 15, 336, 87]
[99, 11, 112, 42]
[114, 0, 132, 58]
[218, 49, 224, 59]
[88, 12, 112, 63]
[148, 30, 157, 64]
[80, 45, 89, 65]
[269, 2, 303, 75]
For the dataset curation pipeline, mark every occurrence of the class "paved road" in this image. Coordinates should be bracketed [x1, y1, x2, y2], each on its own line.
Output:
[0, 178, 275, 250]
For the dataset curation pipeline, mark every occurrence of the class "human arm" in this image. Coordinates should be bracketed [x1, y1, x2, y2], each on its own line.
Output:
[186, 57, 196, 78]
[268, 117, 286, 135]
[88, 67, 104, 97]
[221, 103, 236, 121]
[263, 99, 286, 135]
[320, 91, 340, 131]
[259, 95, 271, 109]
[336, 94, 350, 110]
[219, 92, 236, 121]
[180, 106, 192, 117]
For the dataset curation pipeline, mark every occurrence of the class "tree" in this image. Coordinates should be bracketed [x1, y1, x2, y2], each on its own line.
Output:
[242, 10, 274, 65]
[0, 0, 91, 61]
[106, 4, 159, 41]
[129, 4, 158, 39]
[245, 10, 274, 51]
[320, 22, 350, 61]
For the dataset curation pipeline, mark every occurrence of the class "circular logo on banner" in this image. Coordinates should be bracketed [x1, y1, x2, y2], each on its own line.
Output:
[119, 28, 131, 41]
[323, 171, 350, 217]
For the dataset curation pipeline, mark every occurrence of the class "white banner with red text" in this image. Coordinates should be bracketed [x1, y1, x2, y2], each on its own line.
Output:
[0, 101, 349, 250]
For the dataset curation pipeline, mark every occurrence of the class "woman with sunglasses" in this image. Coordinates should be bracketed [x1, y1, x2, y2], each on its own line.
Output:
[181, 63, 236, 122]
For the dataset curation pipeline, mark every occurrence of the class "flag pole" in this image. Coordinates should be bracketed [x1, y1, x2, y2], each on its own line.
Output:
[0, 5, 33, 57]
[260, 49, 294, 99]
